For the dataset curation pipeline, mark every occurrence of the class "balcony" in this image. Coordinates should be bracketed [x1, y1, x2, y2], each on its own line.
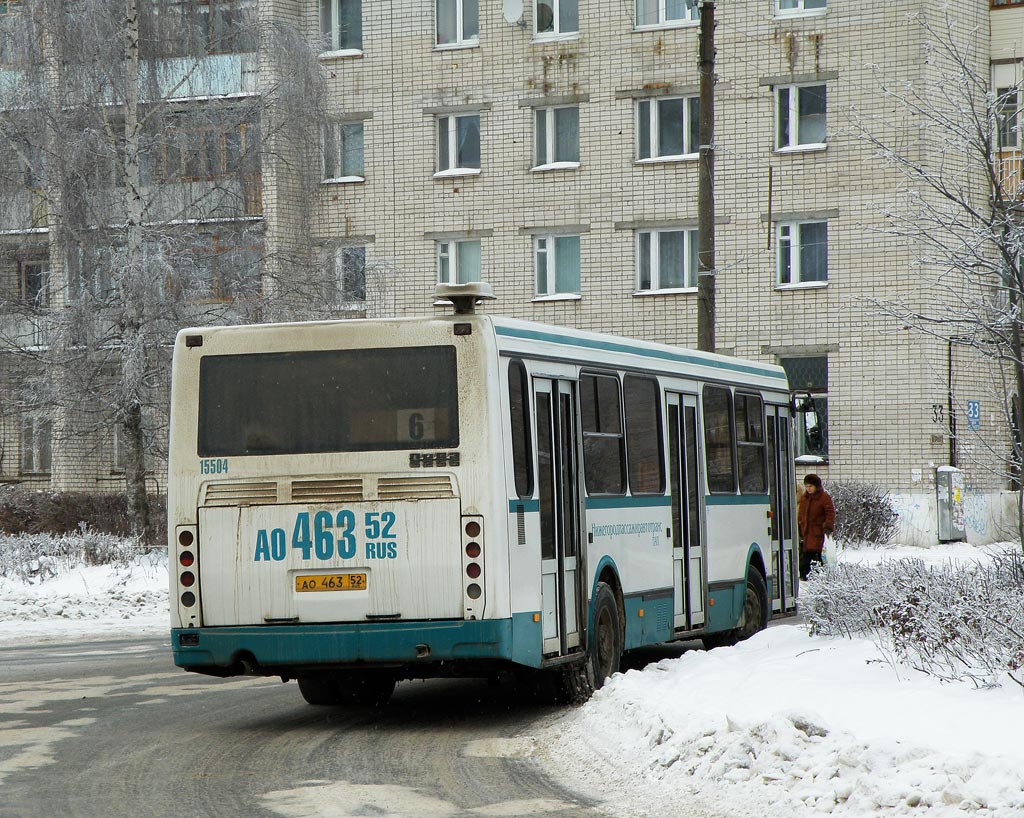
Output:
[996, 150, 1024, 201]
[142, 53, 258, 102]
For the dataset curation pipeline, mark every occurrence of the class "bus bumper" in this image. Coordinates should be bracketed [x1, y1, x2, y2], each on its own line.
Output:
[171, 614, 543, 676]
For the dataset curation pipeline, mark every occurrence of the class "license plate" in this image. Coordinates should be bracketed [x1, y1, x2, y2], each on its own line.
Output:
[295, 573, 367, 592]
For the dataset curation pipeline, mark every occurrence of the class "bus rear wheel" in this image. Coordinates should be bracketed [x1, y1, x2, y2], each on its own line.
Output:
[736, 568, 769, 642]
[590, 581, 622, 688]
[701, 569, 769, 650]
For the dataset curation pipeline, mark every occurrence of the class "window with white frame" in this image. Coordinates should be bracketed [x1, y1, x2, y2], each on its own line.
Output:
[20, 413, 51, 474]
[534, 106, 579, 168]
[777, 221, 828, 285]
[637, 96, 699, 160]
[436, 0, 478, 46]
[19, 259, 48, 306]
[776, 0, 826, 15]
[436, 239, 481, 284]
[776, 84, 826, 149]
[535, 0, 577, 37]
[535, 234, 581, 296]
[323, 120, 364, 181]
[635, 0, 697, 28]
[437, 114, 481, 174]
[636, 229, 697, 291]
[319, 0, 361, 52]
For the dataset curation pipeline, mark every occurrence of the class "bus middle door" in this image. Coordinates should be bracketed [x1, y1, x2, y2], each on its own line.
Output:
[667, 392, 706, 631]
[534, 377, 584, 657]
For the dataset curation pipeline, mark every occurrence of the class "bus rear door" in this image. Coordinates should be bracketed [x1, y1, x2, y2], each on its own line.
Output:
[667, 392, 706, 631]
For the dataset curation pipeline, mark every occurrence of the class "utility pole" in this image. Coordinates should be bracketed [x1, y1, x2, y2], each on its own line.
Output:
[696, 0, 716, 353]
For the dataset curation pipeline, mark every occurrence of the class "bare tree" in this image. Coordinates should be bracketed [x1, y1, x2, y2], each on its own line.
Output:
[852, 11, 1024, 542]
[0, 0, 334, 540]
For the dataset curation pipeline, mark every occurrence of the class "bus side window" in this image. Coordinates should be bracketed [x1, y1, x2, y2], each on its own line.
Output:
[702, 385, 736, 493]
[508, 360, 533, 498]
[624, 374, 665, 495]
[736, 393, 767, 494]
[580, 373, 626, 495]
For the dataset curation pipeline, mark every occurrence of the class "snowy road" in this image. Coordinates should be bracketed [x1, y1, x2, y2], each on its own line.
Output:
[0, 635, 725, 818]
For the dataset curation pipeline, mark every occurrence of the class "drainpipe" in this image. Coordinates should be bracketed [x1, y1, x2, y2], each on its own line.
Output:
[948, 337, 957, 468]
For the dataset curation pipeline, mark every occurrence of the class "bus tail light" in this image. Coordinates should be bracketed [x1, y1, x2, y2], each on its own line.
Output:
[175, 525, 199, 617]
[461, 515, 484, 618]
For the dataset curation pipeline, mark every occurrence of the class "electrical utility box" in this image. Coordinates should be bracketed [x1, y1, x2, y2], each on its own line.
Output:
[936, 466, 966, 543]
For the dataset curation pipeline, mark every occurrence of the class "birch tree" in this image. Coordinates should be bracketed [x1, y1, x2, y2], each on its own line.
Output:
[0, 0, 333, 539]
[853, 12, 1024, 540]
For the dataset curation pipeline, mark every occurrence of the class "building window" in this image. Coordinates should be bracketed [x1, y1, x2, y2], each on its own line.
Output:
[635, 0, 697, 28]
[323, 121, 364, 181]
[19, 260, 49, 307]
[319, 0, 361, 52]
[636, 229, 697, 291]
[637, 96, 699, 160]
[436, 239, 481, 284]
[437, 114, 481, 174]
[776, 0, 826, 15]
[776, 85, 826, 150]
[534, 106, 580, 168]
[113, 422, 155, 473]
[777, 221, 827, 285]
[326, 245, 366, 304]
[20, 413, 52, 474]
[436, 0, 478, 46]
[535, 0, 577, 37]
[780, 356, 828, 461]
[535, 235, 580, 296]
[581, 373, 626, 495]
[997, 87, 1019, 150]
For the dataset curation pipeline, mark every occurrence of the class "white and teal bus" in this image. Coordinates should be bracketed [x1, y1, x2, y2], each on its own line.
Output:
[169, 283, 798, 705]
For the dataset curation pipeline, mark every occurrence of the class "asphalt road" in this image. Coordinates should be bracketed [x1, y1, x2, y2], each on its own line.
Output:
[0, 635, 621, 818]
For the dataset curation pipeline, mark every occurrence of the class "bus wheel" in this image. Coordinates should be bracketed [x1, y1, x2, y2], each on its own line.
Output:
[590, 581, 622, 688]
[735, 569, 769, 643]
[297, 676, 345, 706]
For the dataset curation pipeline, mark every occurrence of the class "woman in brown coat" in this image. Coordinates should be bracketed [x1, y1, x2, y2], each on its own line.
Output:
[797, 473, 835, 580]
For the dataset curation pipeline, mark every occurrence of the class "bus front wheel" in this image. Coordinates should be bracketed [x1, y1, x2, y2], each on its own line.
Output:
[736, 568, 769, 642]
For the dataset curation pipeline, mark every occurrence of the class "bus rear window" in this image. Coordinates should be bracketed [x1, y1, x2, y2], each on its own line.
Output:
[198, 346, 459, 456]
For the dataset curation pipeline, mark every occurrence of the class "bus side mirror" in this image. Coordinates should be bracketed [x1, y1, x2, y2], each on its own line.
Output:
[792, 392, 822, 448]
[791, 392, 814, 413]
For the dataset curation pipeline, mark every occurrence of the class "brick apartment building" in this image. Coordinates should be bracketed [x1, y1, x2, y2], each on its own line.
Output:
[2, 0, 1023, 543]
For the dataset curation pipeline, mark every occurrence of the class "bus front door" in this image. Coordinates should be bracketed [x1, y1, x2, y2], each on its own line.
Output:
[667, 393, 706, 631]
[535, 378, 583, 657]
[767, 405, 797, 613]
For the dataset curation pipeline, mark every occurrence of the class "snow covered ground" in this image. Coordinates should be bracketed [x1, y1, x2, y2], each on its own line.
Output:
[0, 551, 167, 644]
[2, 541, 1022, 816]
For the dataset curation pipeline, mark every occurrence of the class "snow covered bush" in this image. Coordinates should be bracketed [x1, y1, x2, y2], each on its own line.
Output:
[802, 552, 1024, 688]
[824, 480, 900, 546]
[0, 528, 148, 581]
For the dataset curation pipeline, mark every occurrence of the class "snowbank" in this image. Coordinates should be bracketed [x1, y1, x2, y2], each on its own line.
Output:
[534, 543, 1024, 817]
[0, 553, 168, 644]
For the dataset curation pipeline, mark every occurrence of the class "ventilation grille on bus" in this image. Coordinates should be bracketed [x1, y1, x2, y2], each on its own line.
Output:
[203, 482, 278, 506]
[291, 478, 364, 504]
[377, 475, 455, 500]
